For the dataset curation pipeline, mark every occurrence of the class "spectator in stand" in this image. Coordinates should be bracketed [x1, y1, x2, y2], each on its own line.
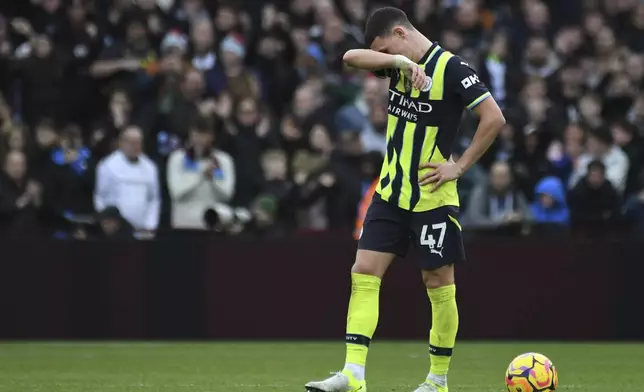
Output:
[546, 123, 586, 185]
[611, 120, 643, 196]
[95, 205, 134, 239]
[479, 31, 516, 110]
[1, 0, 643, 239]
[167, 117, 235, 230]
[131, 0, 167, 42]
[569, 160, 621, 235]
[463, 161, 530, 232]
[30, 119, 59, 178]
[211, 33, 261, 102]
[94, 126, 160, 237]
[335, 75, 388, 156]
[11, 32, 66, 127]
[295, 124, 361, 230]
[360, 101, 388, 155]
[577, 93, 604, 130]
[281, 82, 327, 158]
[626, 53, 644, 89]
[250, 4, 299, 117]
[213, 3, 239, 41]
[550, 60, 585, 120]
[157, 66, 204, 142]
[569, 126, 629, 194]
[56, 0, 102, 128]
[218, 97, 277, 206]
[90, 88, 134, 161]
[168, 0, 212, 34]
[530, 176, 570, 231]
[2, 124, 31, 157]
[512, 124, 553, 202]
[0, 150, 42, 237]
[89, 13, 157, 98]
[259, 149, 298, 231]
[522, 36, 561, 80]
[41, 124, 95, 228]
[190, 18, 218, 96]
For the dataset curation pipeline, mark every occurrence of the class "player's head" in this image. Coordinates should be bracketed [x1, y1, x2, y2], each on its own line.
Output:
[365, 7, 416, 59]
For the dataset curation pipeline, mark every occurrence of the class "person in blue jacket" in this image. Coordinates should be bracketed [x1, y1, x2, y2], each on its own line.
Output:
[530, 176, 570, 226]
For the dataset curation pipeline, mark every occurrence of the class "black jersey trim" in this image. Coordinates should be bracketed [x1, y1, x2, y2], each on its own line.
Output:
[409, 124, 427, 211]
[418, 42, 439, 65]
[389, 119, 407, 207]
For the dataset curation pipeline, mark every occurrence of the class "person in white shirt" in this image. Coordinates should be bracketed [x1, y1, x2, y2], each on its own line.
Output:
[94, 126, 161, 234]
[167, 117, 235, 229]
[569, 126, 630, 194]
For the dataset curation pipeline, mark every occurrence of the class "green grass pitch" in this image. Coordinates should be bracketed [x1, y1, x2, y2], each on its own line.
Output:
[0, 341, 643, 391]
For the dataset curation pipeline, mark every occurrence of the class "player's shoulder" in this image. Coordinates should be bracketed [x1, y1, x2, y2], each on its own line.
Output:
[445, 55, 478, 76]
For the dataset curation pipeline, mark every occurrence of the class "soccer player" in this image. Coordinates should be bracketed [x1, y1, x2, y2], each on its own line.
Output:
[305, 7, 505, 392]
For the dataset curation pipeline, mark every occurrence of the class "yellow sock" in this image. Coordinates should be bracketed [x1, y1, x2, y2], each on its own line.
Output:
[427, 284, 458, 377]
[345, 273, 381, 372]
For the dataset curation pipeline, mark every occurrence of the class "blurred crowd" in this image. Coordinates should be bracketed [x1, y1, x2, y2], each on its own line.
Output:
[0, 0, 643, 240]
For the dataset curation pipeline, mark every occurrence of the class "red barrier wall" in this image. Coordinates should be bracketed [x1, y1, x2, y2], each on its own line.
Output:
[0, 236, 640, 340]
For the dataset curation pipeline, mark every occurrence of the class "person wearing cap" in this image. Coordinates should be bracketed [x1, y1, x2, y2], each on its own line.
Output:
[569, 126, 629, 194]
[210, 33, 261, 101]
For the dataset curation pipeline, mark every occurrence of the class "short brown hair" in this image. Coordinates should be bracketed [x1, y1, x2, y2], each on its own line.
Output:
[364, 7, 412, 47]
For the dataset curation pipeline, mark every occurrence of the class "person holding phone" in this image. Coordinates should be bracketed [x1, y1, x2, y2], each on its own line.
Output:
[167, 116, 236, 230]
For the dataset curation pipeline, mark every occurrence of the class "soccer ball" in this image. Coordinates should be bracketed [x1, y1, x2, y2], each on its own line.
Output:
[505, 352, 558, 392]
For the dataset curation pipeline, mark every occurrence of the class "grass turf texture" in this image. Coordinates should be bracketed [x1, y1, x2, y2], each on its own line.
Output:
[0, 342, 643, 391]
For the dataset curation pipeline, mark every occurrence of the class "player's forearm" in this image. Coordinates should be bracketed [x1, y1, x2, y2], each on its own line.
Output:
[343, 49, 411, 71]
[456, 114, 505, 174]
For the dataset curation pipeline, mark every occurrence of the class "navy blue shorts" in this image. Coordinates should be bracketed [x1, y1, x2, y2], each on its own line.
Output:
[357, 194, 465, 270]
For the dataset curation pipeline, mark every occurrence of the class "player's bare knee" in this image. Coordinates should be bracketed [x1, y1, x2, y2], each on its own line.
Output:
[422, 265, 455, 289]
[351, 250, 394, 278]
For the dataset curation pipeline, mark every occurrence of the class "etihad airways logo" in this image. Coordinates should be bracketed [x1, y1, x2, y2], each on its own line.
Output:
[388, 89, 432, 122]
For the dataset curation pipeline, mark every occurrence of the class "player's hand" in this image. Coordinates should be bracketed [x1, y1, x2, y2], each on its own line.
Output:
[406, 63, 428, 91]
[394, 55, 427, 91]
[418, 160, 464, 192]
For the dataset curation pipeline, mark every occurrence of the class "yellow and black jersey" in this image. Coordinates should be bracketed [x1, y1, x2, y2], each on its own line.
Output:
[372, 42, 491, 212]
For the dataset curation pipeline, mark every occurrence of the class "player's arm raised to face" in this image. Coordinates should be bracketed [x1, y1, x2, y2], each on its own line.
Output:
[342, 49, 398, 70]
[342, 49, 419, 72]
[343, 49, 426, 89]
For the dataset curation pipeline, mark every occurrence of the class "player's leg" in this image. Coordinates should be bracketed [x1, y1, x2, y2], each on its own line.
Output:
[411, 207, 464, 392]
[305, 250, 396, 392]
[421, 264, 458, 392]
[306, 196, 408, 392]
[344, 249, 395, 380]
